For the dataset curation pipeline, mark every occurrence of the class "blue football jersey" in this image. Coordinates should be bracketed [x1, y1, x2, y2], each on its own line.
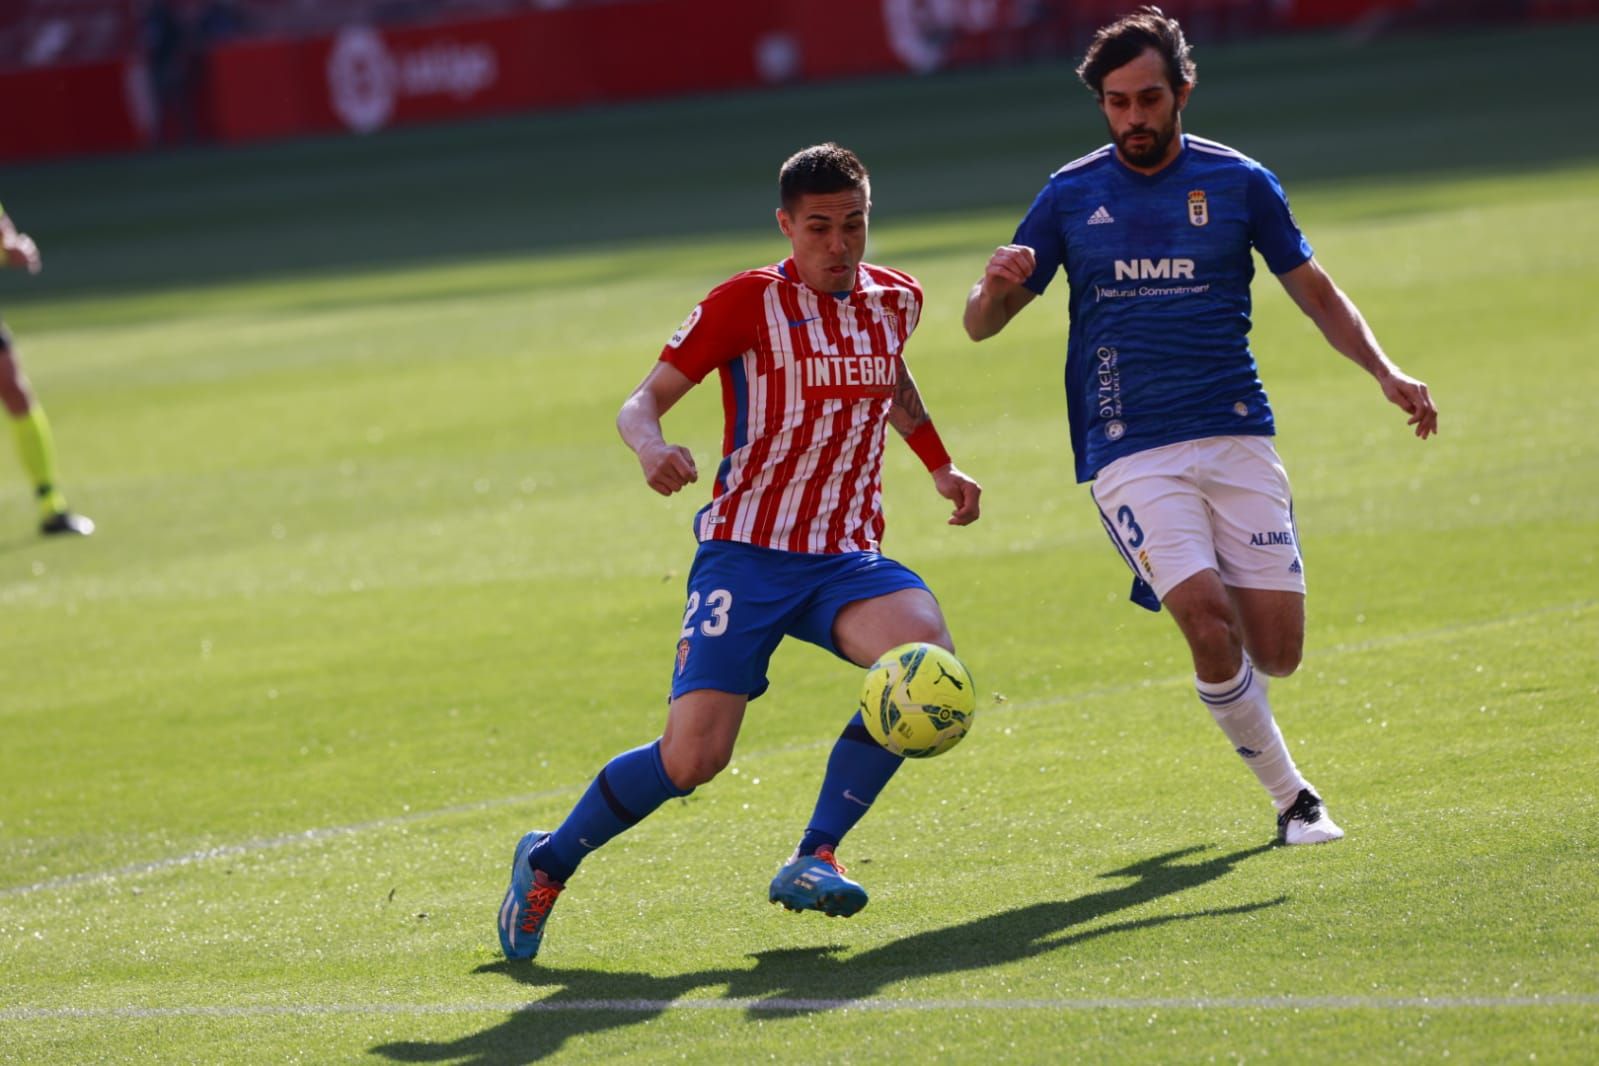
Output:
[1014, 135, 1313, 482]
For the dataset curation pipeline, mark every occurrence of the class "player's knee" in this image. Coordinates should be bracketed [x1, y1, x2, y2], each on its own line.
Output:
[0, 385, 29, 418]
[1253, 644, 1302, 678]
[905, 618, 953, 653]
[677, 752, 730, 789]
[1246, 622, 1304, 676]
[0, 352, 31, 416]
[661, 742, 731, 790]
[842, 616, 952, 665]
[1185, 606, 1239, 662]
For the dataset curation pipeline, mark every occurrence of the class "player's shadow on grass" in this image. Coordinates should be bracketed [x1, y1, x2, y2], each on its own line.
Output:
[731, 843, 1282, 1017]
[372, 843, 1280, 1066]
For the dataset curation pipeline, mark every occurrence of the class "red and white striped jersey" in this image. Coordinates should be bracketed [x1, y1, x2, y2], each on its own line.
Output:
[659, 257, 923, 555]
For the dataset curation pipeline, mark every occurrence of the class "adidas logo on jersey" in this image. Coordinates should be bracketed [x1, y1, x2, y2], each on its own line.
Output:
[1087, 205, 1115, 225]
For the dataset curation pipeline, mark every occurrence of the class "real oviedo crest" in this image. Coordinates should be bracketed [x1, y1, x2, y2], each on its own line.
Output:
[1187, 189, 1209, 227]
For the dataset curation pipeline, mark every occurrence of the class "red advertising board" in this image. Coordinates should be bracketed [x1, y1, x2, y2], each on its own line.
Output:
[0, 58, 149, 162]
[5, 0, 1595, 160]
[203, 0, 1071, 144]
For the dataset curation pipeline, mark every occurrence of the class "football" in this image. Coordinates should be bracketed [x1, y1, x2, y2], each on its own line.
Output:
[860, 642, 976, 758]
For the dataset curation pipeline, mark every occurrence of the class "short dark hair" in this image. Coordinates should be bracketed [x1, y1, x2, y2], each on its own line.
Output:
[778, 143, 870, 214]
[1076, 5, 1196, 97]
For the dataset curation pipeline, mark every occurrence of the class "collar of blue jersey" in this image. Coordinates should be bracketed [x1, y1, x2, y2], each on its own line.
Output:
[1111, 134, 1191, 183]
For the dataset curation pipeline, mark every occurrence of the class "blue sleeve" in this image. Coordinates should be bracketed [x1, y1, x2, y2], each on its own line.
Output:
[1012, 181, 1065, 296]
[1246, 164, 1313, 275]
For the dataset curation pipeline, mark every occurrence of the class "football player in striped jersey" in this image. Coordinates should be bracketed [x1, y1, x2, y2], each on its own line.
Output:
[499, 144, 982, 959]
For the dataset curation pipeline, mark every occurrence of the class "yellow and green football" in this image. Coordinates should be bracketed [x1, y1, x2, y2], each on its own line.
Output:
[860, 642, 976, 758]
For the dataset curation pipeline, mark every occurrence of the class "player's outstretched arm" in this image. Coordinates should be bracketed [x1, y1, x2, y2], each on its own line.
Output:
[1277, 258, 1438, 439]
[888, 357, 981, 526]
[963, 244, 1037, 341]
[617, 362, 699, 496]
[0, 212, 42, 275]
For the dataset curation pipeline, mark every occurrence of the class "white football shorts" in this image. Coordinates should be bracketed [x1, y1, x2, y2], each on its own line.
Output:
[1088, 435, 1306, 602]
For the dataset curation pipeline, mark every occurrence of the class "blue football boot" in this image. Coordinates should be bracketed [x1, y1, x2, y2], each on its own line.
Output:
[769, 845, 868, 917]
[497, 830, 565, 959]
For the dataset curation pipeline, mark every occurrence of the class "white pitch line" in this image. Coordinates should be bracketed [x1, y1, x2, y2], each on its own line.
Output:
[0, 786, 577, 901]
[3, 994, 1596, 1021]
[4, 598, 1592, 902]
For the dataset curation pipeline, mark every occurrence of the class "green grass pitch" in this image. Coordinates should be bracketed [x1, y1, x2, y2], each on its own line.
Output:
[2, 22, 1596, 1064]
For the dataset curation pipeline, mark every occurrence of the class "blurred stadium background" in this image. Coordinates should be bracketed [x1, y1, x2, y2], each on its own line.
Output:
[5, 0, 1597, 162]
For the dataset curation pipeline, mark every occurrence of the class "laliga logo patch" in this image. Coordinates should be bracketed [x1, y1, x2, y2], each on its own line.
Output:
[676, 638, 691, 676]
[328, 27, 397, 134]
[667, 305, 703, 349]
[1187, 189, 1209, 227]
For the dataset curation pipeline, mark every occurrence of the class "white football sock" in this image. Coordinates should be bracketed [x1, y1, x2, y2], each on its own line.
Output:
[1196, 657, 1308, 810]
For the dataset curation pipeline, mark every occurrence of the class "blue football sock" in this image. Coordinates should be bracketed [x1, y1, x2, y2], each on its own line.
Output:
[796, 711, 903, 856]
[533, 739, 691, 882]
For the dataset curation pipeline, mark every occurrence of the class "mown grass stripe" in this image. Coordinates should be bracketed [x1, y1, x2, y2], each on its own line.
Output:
[4, 994, 1595, 1021]
[4, 599, 1590, 902]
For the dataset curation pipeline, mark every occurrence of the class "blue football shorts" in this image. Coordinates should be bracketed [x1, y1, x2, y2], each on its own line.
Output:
[669, 539, 931, 702]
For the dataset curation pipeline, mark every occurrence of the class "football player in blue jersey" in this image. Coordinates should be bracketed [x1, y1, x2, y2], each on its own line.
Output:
[964, 6, 1437, 845]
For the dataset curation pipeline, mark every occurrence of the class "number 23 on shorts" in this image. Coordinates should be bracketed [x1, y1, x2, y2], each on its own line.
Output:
[681, 589, 734, 638]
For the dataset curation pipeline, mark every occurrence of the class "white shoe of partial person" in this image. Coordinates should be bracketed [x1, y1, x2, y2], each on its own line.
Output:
[1276, 788, 1345, 845]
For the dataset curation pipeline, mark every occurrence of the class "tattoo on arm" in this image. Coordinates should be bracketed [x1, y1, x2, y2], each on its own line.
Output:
[888, 357, 928, 437]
